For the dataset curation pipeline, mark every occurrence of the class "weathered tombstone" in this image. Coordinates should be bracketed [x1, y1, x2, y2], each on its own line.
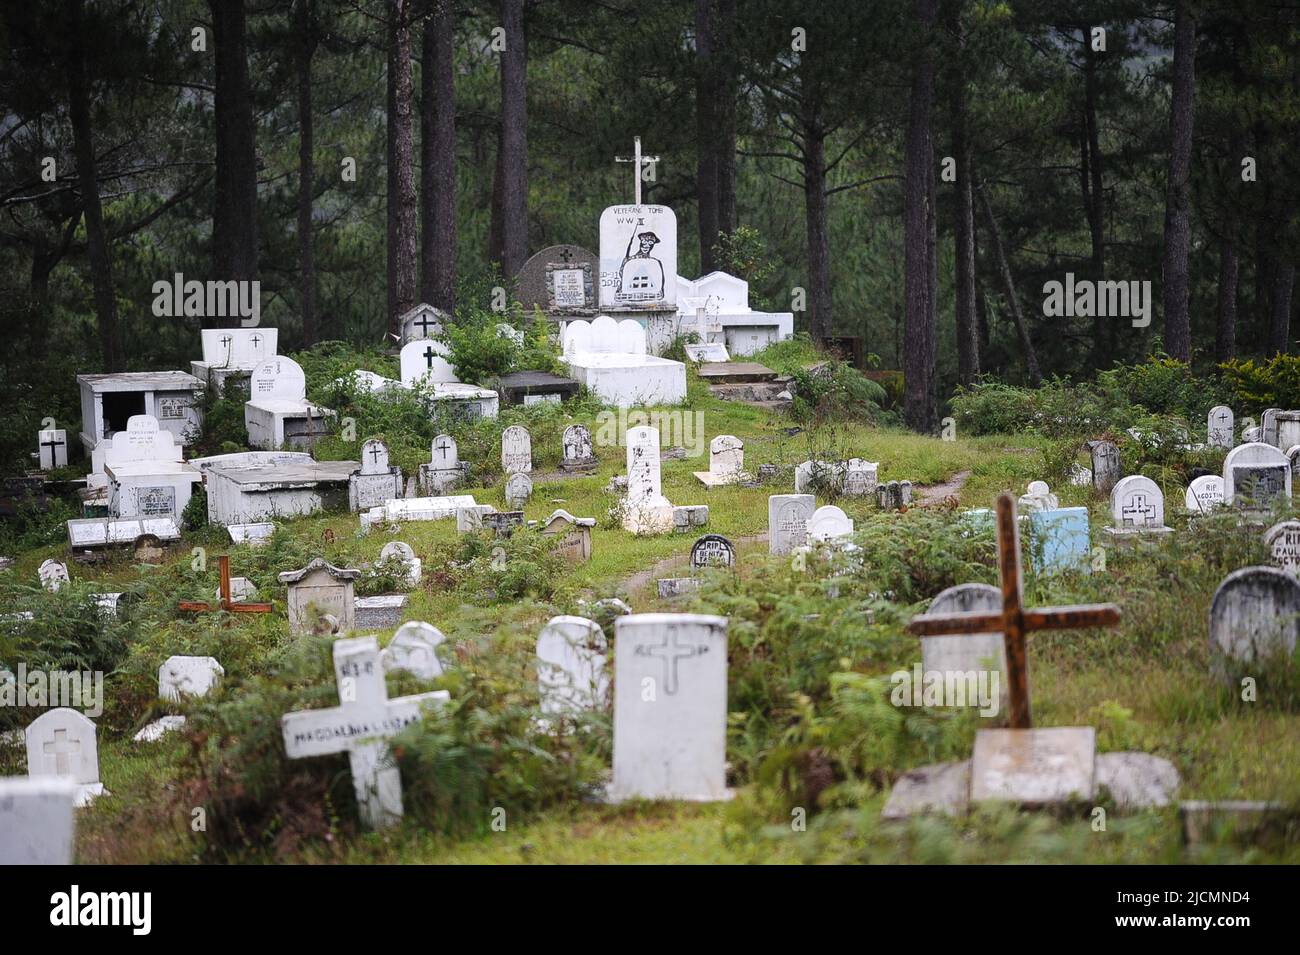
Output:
[382, 622, 445, 680]
[482, 511, 525, 536]
[1028, 507, 1091, 573]
[501, 425, 533, 474]
[0, 778, 76, 864]
[1242, 425, 1262, 443]
[560, 424, 597, 472]
[25, 708, 105, 806]
[505, 471, 533, 509]
[245, 356, 330, 450]
[1288, 444, 1300, 482]
[623, 425, 674, 534]
[278, 558, 362, 635]
[38, 429, 68, 470]
[768, 494, 815, 555]
[1263, 521, 1300, 578]
[349, 438, 403, 512]
[455, 504, 496, 532]
[1185, 475, 1225, 513]
[1208, 566, 1300, 674]
[281, 635, 448, 829]
[609, 613, 729, 802]
[419, 434, 466, 494]
[1090, 440, 1121, 494]
[539, 509, 595, 564]
[794, 459, 841, 495]
[693, 435, 745, 488]
[228, 521, 275, 546]
[1017, 480, 1059, 512]
[1104, 475, 1173, 538]
[400, 338, 456, 386]
[1207, 405, 1234, 449]
[514, 244, 599, 320]
[1224, 442, 1292, 510]
[690, 534, 736, 572]
[1276, 411, 1300, 451]
[807, 505, 855, 543]
[1262, 408, 1282, 447]
[588, 597, 632, 639]
[159, 655, 224, 701]
[209, 575, 257, 602]
[536, 616, 609, 717]
[843, 458, 879, 496]
[398, 303, 448, 345]
[378, 540, 422, 586]
[920, 583, 1007, 714]
[876, 480, 913, 510]
[38, 559, 69, 592]
[101, 415, 201, 520]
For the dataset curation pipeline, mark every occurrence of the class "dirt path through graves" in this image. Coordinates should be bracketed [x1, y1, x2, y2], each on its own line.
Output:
[914, 469, 972, 505]
[621, 532, 768, 599]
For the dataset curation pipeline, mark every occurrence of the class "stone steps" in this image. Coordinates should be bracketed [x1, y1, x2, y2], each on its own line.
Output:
[695, 361, 778, 384]
[707, 380, 791, 405]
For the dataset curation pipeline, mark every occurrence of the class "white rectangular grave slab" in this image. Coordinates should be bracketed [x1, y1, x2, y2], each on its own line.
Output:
[622, 425, 675, 534]
[105, 429, 201, 519]
[609, 613, 729, 802]
[537, 616, 609, 718]
[205, 459, 357, 526]
[0, 777, 77, 864]
[671, 270, 794, 357]
[77, 370, 204, 457]
[693, 434, 745, 488]
[562, 316, 687, 407]
[67, 517, 181, 552]
[228, 521, 275, 545]
[374, 494, 477, 525]
[25, 708, 106, 806]
[191, 327, 278, 394]
[684, 342, 730, 363]
[279, 558, 362, 635]
[281, 636, 448, 829]
[1207, 405, 1234, 449]
[245, 356, 333, 450]
[1224, 442, 1293, 511]
[1275, 411, 1300, 451]
[970, 727, 1096, 806]
[38, 429, 68, 470]
[399, 339, 500, 420]
[159, 656, 225, 701]
[768, 494, 815, 555]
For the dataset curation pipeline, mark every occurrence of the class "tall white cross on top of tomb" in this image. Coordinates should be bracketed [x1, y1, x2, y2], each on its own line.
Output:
[615, 136, 659, 205]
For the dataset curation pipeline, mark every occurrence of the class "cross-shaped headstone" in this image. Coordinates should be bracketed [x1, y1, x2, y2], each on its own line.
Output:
[1121, 494, 1156, 527]
[178, 555, 273, 615]
[281, 636, 448, 829]
[635, 630, 706, 696]
[615, 136, 659, 205]
[43, 729, 80, 777]
[905, 493, 1121, 728]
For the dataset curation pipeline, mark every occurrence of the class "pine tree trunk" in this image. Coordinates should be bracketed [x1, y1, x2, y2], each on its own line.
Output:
[1160, 0, 1196, 362]
[1216, 234, 1238, 361]
[979, 180, 1042, 387]
[387, 0, 418, 337]
[68, 0, 122, 371]
[210, 0, 259, 292]
[1082, 40, 1106, 364]
[496, 0, 529, 278]
[715, 0, 737, 238]
[803, 124, 832, 345]
[951, 9, 978, 386]
[1270, 261, 1295, 354]
[695, 0, 719, 273]
[903, 0, 939, 431]
[420, 0, 456, 312]
[295, 0, 318, 346]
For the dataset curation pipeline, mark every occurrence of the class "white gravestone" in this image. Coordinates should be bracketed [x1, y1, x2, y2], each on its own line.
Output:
[245, 356, 329, 450]
[794, 459, 842, 495]
[400, 338, 457, 386]
[768, 494, 816, 555]
[349, 438, 403, 512]
[38, 429, 68, 470]
[501, 425, 533, 474]
[561, 424, 597, 471]
[378, 540, 422, 586]
[536, 616, 609, 717]
[623, 425, 674, 534]
[279, 558, 362, 635]
[920, 583, 1007, 715]
[159, 655, 225, 701]
[1207, 405, 1234, 450]
[281, 635, 449, 829]
[1263, 521, 1300, 578]
[505, 472, 533, 509]
[0, 778, 77, 864]
[382, 622, 445, 680]
[807, 505, 855, 543]
[1017, 481, 1059, 512]
[420, 434, 465, 494]
[599, 205, 678, 309]
[1262, 408, 1282, 447]
[560, 315, 687, 407]
[1208, 566, 1300, 672]
[38, 559, 69, 592]
[25, 708, 105, 806]
[694, 434, 745, 487]
[398, 303, 447, 344]
[1288, 444, 1300, 482]
[843, 458, 879, 496]
[609, 613, 729, 802]
[1223, 442, 1292, 510]
[1185, 475, 1225, 513]
[1104, 475, 1172, 537]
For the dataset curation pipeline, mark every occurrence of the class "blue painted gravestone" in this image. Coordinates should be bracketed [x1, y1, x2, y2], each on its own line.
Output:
[1028, 507, 1091, 574]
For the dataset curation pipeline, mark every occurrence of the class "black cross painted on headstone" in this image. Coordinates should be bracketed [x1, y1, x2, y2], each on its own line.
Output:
[40, 433, 64, 464]
[415, 313, 437, 336]
[423, 345, 436, 369]
[1215, 409, 1231, 425]
[436, 437, 451, 457]
[1121, 493, 1156, 527]
[250, 333, 262, 349]
[636, 630, 705, 696]
[559, 247, 574, 264]
[368, 444, 384, 464]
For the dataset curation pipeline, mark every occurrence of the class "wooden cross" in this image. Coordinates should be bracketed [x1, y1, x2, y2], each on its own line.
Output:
[178, 554, 272, 614]
[615, 136, 658, 205]
[905, 492, 1120, 729]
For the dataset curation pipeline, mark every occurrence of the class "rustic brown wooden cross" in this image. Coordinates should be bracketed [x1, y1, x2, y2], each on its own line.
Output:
[904, 492, 1120, 729]
[178, 554, 272, 614]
